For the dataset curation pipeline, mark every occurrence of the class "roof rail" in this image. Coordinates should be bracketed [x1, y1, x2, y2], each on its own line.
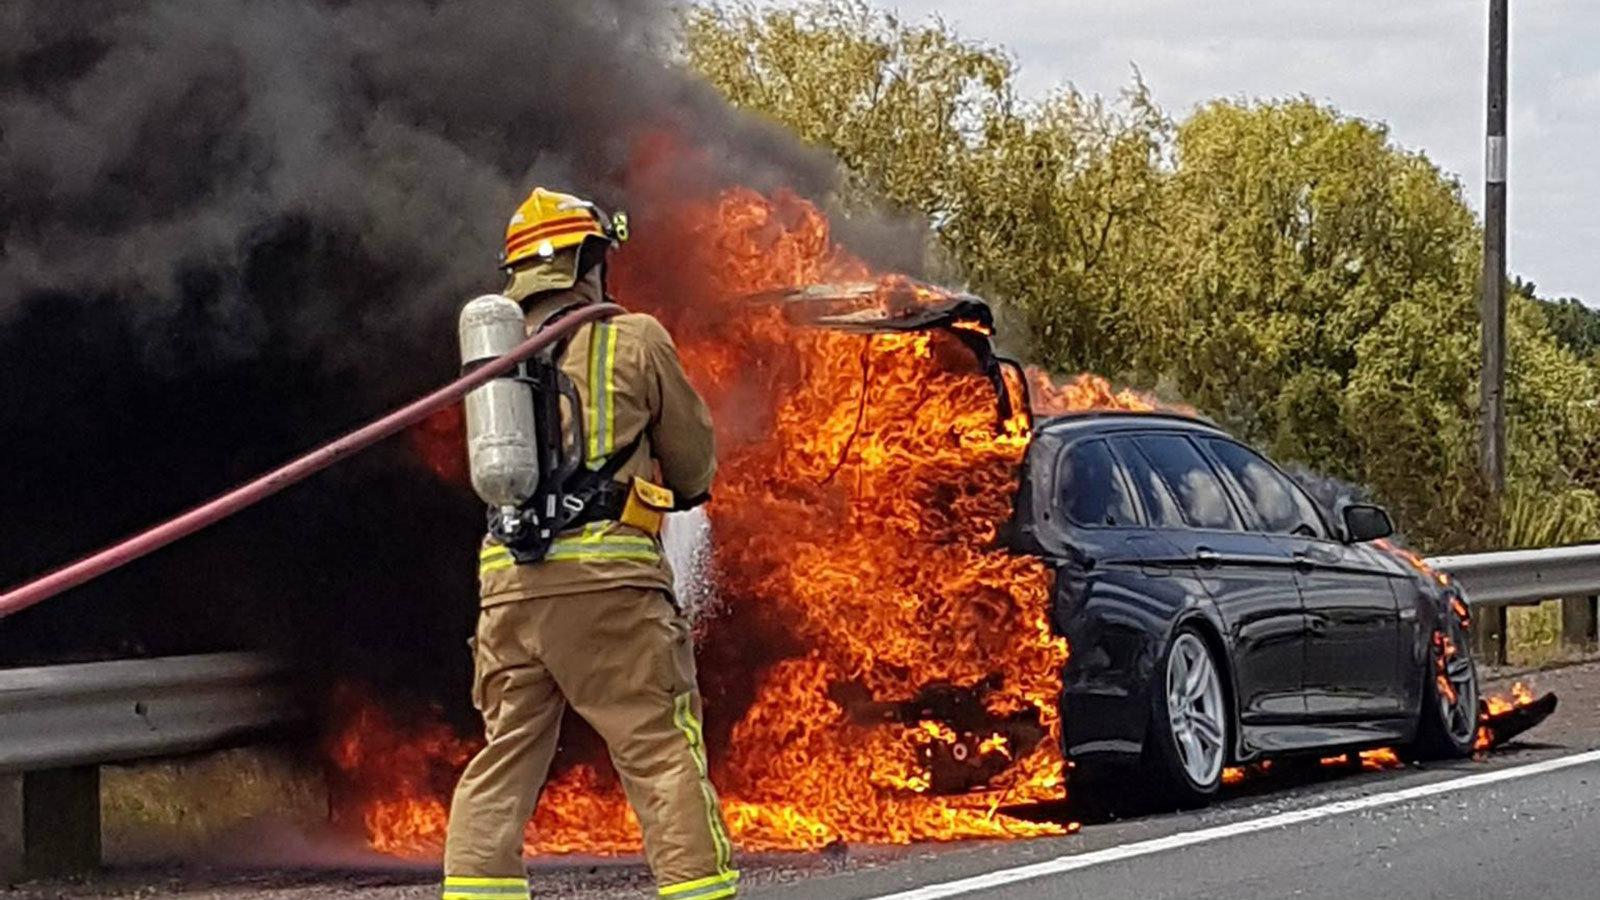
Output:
[1035, 408, 1220, 430]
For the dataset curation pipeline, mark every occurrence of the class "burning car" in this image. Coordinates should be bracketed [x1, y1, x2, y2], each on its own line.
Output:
[772, 278, 1480, 807]
[762, 277, 1491, 811]
[1006, 412, 1480, 806]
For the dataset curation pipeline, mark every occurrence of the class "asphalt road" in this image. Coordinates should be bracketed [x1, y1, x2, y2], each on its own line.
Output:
[758, 752, 1600, 900]
[7, 661, 1600, 900]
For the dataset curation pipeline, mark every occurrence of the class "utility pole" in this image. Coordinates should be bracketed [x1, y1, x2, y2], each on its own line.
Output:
[1480, 0, 1509, 493]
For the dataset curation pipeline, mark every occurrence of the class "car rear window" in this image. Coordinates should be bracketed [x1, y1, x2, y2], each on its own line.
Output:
[1202, 438, 1327, 538]
[1057, 440, 1138, 527]
[1123, 434, 1242, 531]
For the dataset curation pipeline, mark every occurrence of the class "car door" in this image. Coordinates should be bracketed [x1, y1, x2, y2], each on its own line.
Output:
[1198, 437, 1405, 719]
[1108, 432, 1308, 723]
[1048, 437, 1172, 757]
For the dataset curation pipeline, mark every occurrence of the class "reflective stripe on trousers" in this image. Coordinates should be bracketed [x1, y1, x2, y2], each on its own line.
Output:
[479, 523, 659, 575]
[659, 869, 740, 899]
[441, 874, 529, 900]
[670, 691, 737, 893]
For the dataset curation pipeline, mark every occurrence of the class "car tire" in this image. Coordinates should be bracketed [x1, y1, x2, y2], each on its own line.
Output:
[1408, 601, 1479, 760]
[1142, 626, 1230, 807]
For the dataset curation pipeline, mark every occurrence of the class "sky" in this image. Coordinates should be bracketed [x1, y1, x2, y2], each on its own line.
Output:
[871, 0, 1598, 305]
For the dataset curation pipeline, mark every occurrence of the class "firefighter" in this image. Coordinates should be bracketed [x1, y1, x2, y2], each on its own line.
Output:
[442, 188, 736, 900]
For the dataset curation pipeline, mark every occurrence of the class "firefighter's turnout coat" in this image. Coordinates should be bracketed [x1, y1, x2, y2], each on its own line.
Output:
[443, 288, 736, 900]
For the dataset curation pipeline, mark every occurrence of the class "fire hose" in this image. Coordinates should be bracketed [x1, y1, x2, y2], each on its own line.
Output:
[0, 302, 624, 620]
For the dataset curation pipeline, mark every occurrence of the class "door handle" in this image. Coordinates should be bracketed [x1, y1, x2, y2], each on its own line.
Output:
[1292, 551, 1315, 573]
[1194, 547, 1220, 567]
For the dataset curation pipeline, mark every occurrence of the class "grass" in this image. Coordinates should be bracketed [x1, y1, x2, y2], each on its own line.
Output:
[1505, 601, 1565, 667]
[100, 746, 327, 863]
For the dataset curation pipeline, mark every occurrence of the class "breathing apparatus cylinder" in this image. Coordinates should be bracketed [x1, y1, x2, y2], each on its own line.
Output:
[459, 294, 539, 511]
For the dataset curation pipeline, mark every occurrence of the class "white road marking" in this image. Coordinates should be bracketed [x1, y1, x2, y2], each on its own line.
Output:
[870, 749, 1600, 900]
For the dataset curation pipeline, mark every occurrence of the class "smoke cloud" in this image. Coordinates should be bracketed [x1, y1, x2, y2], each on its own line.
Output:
[0, 0, 917, 705]
[1, 0, 852, 359]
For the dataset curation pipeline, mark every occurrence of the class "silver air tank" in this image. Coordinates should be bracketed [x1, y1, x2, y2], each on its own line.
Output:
[459, 294, 539, 509]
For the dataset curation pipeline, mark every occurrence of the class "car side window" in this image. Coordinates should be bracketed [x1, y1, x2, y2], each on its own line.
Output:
[1109, 438, 1186, 529]
[1057, 440, 1139, 527]
[1125, 434, 1242, 531]
[1202, 438, 1328, 539]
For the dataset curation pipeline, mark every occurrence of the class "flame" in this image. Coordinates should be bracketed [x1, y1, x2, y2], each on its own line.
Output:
[1476, 681, 1538, 751]
[339, 186, 1171, 855]
[1373, 538, 1452, 588]
[1315, 748, 1402, 771]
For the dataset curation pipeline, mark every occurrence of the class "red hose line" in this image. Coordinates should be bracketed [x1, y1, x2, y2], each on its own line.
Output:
[0, 302, 624, 620]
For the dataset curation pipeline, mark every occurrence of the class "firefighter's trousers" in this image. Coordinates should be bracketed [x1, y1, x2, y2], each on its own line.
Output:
[442, 587, 738, 900]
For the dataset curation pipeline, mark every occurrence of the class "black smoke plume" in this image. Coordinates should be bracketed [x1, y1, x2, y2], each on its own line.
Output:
[0, 0, 917, 715]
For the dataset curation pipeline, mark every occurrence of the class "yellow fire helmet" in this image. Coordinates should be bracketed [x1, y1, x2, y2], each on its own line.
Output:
[501, 187, 628, 271]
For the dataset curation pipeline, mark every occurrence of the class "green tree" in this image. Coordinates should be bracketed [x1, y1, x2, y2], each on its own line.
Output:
[684, 0, 1171, 374]
[1516, 277, 1600, 361]
[683, 0, 1012, 230]
[684, 1, 1600, 551]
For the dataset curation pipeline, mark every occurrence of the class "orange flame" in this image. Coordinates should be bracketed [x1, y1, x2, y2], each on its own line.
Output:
[336, 187, 1168, 855]
[1373, 538, 1452, 588]
[1475, 681, 1537, 751]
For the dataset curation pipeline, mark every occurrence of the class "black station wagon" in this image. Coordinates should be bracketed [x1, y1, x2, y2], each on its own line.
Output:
[1005, 412, 1479, 804]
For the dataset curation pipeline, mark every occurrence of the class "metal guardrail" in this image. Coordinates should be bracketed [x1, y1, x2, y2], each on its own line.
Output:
[0, 652, 301, 877]
[1427, 543, 1600, 606]
[1427, 542, 1600, 665]
[0, 555, 1592, 770]
[0, 652, 298, 774]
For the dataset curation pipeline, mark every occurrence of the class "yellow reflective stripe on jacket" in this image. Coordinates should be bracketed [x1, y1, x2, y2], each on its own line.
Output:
[479, 545, 514, 576]
[585, 320, 619, 469]
[673, 692, 735, 878]
[659, 868, 740, 899]
[547, 522, 659, 562]
[441, 874, 529, 899]
[481, 525, 660, 571]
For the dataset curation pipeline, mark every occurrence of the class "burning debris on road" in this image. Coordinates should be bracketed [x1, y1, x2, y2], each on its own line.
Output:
[1479, 683, 1558, 751]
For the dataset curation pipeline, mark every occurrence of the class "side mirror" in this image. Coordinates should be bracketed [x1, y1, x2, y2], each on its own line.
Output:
[1340, 503, 1394, 543]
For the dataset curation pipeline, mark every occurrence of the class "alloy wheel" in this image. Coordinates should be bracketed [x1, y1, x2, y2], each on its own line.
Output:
[1439, 628, 1479, 745]
[1165, 632, 1226, 787]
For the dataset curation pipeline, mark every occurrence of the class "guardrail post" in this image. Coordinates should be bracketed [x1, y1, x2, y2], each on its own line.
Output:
[1, 773, 21, 878]
[1473, 603, 1508, 666]
[22, 766, 101, 875]
[1561, 594, 1599, 655]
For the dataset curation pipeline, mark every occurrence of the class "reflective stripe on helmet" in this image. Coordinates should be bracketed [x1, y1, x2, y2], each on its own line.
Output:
[505, 215, 601, 255]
